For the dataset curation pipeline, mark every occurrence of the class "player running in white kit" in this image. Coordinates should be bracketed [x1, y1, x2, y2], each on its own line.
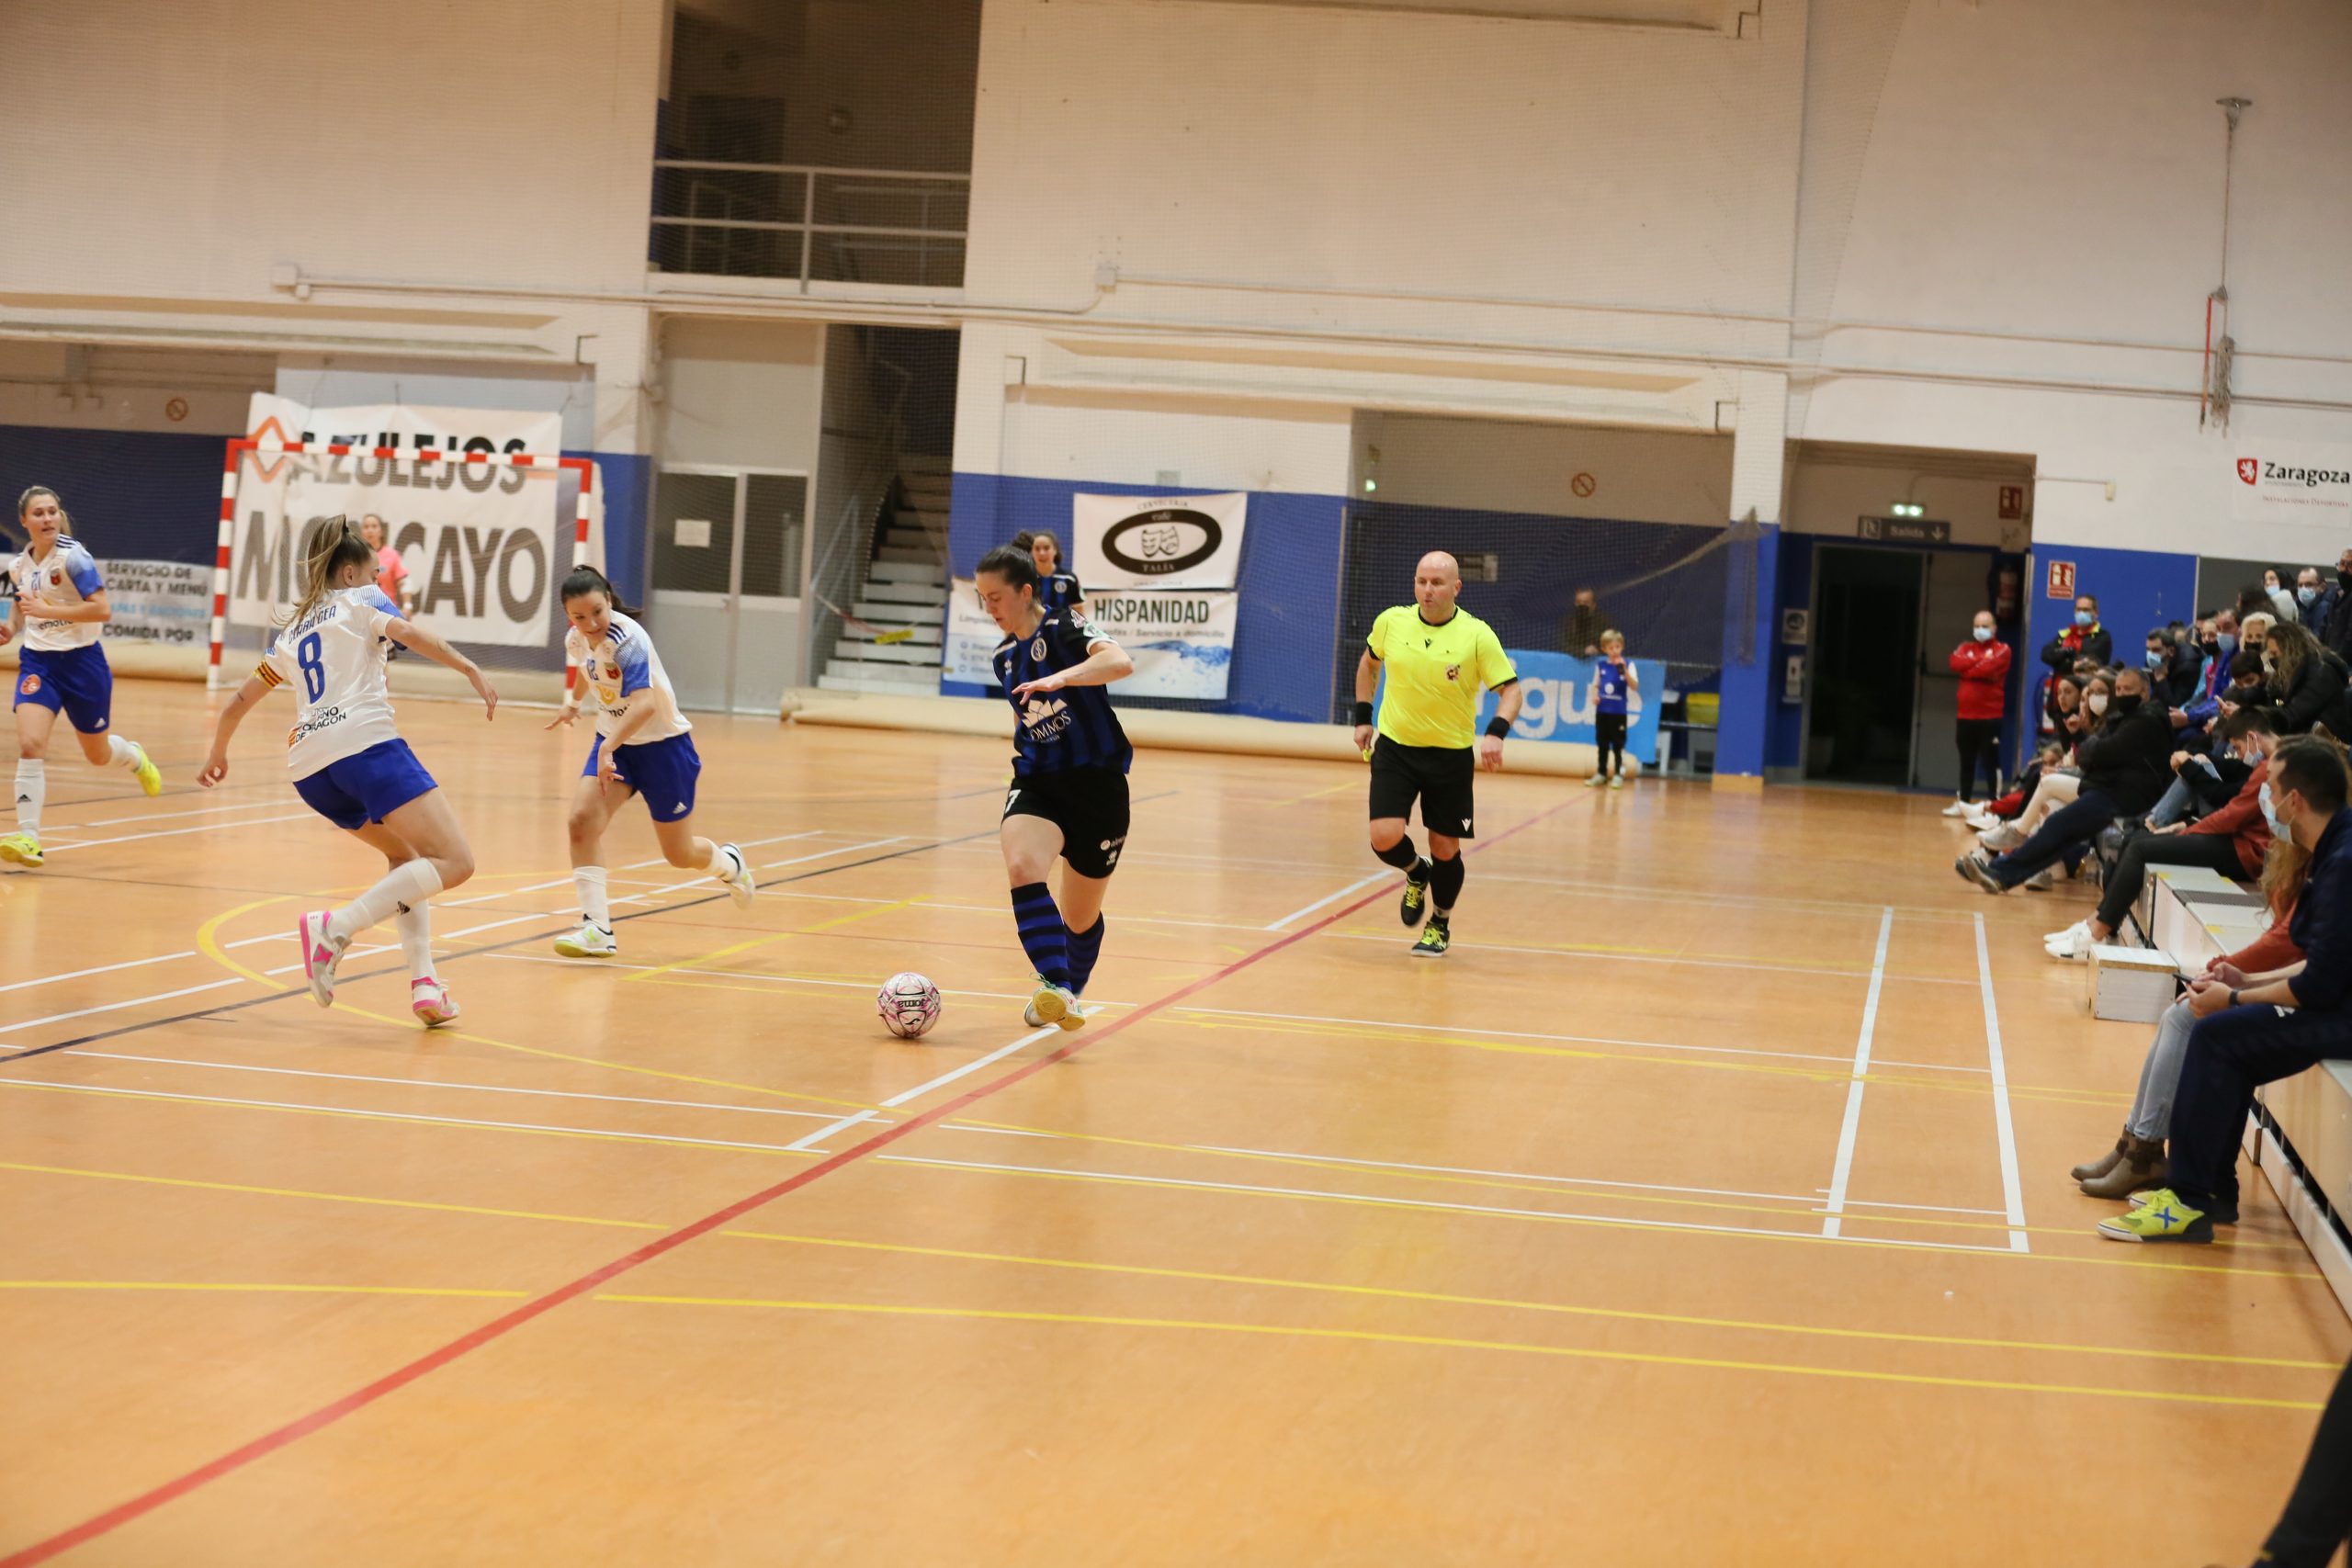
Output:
[198, 518, 495, 1024]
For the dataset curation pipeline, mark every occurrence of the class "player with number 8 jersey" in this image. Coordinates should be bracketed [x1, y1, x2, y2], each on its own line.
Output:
[199, 518, 497, 1025]
[978, 543, 1135, 1032]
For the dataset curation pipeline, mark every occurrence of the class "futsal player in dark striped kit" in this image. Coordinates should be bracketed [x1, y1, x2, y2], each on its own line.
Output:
[978, 544, 1135, 1031]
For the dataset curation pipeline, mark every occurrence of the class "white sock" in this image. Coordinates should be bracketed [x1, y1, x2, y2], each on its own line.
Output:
[13, 759, 43, 836]
[702, 841, 732, 879]
[574, 864, 611, 930]
[106, 736, 141, 770]
[329, 859, 444, 945]
[394, 900, 435, 983]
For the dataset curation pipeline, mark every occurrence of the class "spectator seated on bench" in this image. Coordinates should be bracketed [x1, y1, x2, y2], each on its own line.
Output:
[1957, 666, 2171, 896]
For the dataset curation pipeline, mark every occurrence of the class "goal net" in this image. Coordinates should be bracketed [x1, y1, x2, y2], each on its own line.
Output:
[213, 439, 597, 699]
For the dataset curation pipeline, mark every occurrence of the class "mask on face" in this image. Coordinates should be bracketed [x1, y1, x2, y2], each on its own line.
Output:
[2200, 638, 2222, 658]
[2264, 652, 2278, 673]
[2145, 649, 2166, 671]
[2086, 693, 2110, 716]
[2114, 693, 2143, 715]
[2260, 782, 2289, 840]
[1973, 626, 1994, 643]
[2338, 568, 2351, 588]
[2301, 586, 2321, 606]
[2074, 610, 2095, 627]
[2218, 633, 2238, 659]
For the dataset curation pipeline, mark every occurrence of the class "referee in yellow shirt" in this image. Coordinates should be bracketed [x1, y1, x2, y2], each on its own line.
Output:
[1351, 551, 1523, 956]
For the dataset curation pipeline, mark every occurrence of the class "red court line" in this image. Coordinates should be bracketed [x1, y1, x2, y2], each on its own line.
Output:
[2, 801, 1566, 1565]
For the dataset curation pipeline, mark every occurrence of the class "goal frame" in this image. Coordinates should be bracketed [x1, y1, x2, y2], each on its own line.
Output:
[212, 439, 594, 689]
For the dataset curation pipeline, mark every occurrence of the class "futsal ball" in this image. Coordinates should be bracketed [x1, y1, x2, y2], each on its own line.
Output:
[876, 972, 942, 1039]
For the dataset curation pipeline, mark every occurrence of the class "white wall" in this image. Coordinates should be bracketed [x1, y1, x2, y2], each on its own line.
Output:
[654, 319, 823, 471]
[1363, 413, 1732, 526]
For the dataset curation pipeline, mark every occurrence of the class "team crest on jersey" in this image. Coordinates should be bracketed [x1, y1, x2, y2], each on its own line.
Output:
[1031, 636, 1047, 660]
[1444, 664, 1462, 682]
[17, 675, 39, 696]
[48, 569, 62, 587]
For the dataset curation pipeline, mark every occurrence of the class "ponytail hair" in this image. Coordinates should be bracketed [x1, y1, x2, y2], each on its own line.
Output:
[17, 485, 72, 537]
[976, 544, 1041, 593]
[560, 564, 639, 616]
[280, 515, 376, 626]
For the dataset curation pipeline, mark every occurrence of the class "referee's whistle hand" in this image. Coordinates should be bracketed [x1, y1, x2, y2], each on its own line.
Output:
[1351, 724, 1374, 755]
[1477, 736, 1506, 771]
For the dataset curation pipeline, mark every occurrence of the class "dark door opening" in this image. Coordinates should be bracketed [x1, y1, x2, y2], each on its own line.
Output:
[1808, 546, 1924, 785]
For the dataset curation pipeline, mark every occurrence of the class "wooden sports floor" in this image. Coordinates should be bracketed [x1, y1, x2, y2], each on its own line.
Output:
[3, 680, 2346, 1566]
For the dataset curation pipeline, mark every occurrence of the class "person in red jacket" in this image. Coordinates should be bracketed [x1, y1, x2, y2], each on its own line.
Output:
[1944, 609, 2011, 813]
[2044, 706, 2278, 959]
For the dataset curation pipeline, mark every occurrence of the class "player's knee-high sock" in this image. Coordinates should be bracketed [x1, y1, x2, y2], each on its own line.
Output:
[1374, 836, 1420, 871]
[1011, 882, 1071, 987]
[1065, 916, 1106, 996]
[329, 860, 444, 945]
[103, 736, 142, 772]
[13, 759, 43, 836]
[573, 864, 612, 931]
[394, 900, 436, 982]
[1429, 852, 1465, 915]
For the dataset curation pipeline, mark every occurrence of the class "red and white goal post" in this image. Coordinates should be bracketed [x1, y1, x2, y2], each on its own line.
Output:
[210, 438, 595, 692]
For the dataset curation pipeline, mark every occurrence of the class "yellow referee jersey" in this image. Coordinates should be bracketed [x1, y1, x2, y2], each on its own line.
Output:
[1366, 604, 1517, 750]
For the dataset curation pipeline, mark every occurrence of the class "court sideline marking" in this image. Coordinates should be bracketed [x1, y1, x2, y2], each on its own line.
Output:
[0, 799, 1568, 1567]
[1818, 907, 1894, 1239]
[1975, 912, 2031, 1250]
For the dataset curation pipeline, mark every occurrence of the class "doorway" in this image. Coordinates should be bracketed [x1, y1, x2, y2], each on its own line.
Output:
[647, 465, 808, 714]
[1806, 546, 1922, 785]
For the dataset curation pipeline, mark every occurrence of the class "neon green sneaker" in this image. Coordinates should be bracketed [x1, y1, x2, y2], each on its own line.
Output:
[130, 743, 163, 798]
[0, 832, 41, 868]
[1410, 915, 1452, 958]
[1398, 858, 1432, 926]
[2097, 1188, 2212, 1244]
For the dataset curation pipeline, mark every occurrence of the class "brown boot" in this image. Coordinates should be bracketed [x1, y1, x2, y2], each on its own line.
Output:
[2080, 1137, 2165, 1198]
[2071, 1130, 2129, 1182]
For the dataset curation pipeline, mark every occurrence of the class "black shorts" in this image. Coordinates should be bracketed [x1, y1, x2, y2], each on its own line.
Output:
[1003, 767, 1130, 879]
[1368, 735, 1477, 839]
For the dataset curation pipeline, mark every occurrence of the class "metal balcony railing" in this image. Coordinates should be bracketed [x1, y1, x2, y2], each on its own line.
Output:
[650, 161, 969, 288]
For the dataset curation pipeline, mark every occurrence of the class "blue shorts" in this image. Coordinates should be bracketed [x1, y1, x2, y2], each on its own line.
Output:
[585, 731, 701, 823]
[293, 739, 438, 831]
[13, 643, 114, 735]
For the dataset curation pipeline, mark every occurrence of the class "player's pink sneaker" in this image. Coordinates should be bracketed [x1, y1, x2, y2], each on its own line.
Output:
[411, 977, 459, 1028]
[297, 910, 347, 1009]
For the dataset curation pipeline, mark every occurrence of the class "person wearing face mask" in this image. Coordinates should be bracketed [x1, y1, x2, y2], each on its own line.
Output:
[2149, 649, 2270, 829]
[2296, 566, 2330, 625]
[2039, 593, 2111, 678]
[2262, 620, 2352, 737]
[1958, 666, 2172, 894]
[2101, 737, 2352, 1244]
[1562, 586, 1611, 659]
[2320, 549, 2352, 662]
[1941, 609, 2010, 814]
[2046, 707, 2278, 959]
[2262, 568, 2301, 625]
[2173, 614, 2232, 740]
[2143, 628, 2199, 709]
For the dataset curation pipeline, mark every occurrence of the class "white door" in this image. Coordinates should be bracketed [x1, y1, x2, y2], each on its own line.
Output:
[647, 467, 806, 714]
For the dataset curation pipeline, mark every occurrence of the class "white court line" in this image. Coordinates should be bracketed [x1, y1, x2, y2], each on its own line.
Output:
[1974, 913, 2031, 1251]
[1263, 871, 1391, 931]
[1318, 929, 1975, 987]
[0, 950, 199, 997]
[1191, 1143, 1845, 1209]
[0, 979, 250, 1043]
[438, 830, 829, 908]
[0, 1078, 830, 1157]
[1812, 1190, 2007, 1218]
[43, 812, 317, 853]
[1819, 907, 1894, 1239]
[786, 1028, 1060, 1151]
[878, 1152, 2021, 1258]
[57, 1050, 854, 1124]
[45, 796, 304, 831]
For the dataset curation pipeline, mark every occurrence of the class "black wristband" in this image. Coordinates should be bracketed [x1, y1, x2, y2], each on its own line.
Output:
[1485, 717, 1511, 739]
[1352, 701, 1374, 728]
[2229, 988, 2241, 1009]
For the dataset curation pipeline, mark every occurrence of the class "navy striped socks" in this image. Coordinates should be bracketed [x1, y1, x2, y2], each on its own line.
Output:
[1012, 882, 1071, 987]
[1066, 916, 1106, 996]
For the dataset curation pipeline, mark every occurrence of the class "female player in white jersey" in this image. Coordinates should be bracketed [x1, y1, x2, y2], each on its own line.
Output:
[198, 518, 494, 1024]
[544, 566, 755, 958]
[0, 485, 164, 868]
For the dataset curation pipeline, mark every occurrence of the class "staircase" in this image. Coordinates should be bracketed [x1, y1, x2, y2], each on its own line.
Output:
[817, 456, 952, 694]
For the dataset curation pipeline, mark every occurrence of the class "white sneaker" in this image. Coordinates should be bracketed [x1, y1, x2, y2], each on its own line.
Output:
[1027, 978, 1081, 1030]
[1023, 993, 1087, 1032]
[1585, 773, 1605, 789]
[411, 977, 460, 1026]
[554, 921, 617, 959]
[297, 910, 348, 1009]
[717, 843, 756, 909]
[1941, 799, 1972, 818]
[1978, 823, 2026, 852]
[1608, 774, 1624, 791]
[2022, 867, 2056, 891]
[2044, 921, 2097, 960]
[1962, 808, 2000, 831]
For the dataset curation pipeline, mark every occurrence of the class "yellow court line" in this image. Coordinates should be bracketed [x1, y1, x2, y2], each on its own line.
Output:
[619, 898, 915, 986]
[0, 1280, 526, 1300]
[0, 1079, 832, 1163]
[593, 1295, 2330, 1413]
[0, 1160, 665, 1232]
[886, 1153, 2329, 1282]
[727, 1230, 2346, 1371]
[1272, 778, 1360, 807]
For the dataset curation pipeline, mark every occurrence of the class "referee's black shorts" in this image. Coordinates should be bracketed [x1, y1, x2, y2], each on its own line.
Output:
[1368, 734, 1477, 839]
[1003, 766, 1130, 878]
